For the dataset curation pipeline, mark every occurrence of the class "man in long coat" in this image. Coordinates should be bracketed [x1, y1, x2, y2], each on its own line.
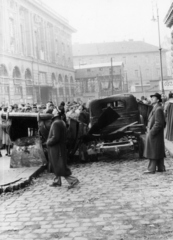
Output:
[47, 111, 79, 188]
[143, 93, 165, 173]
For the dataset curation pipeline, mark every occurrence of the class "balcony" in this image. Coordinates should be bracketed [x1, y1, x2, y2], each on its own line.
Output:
[13, 78, 22, 85]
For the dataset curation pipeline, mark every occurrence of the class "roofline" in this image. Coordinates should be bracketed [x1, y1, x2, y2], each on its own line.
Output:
[26, 0, 76, 33]
[73, 49, 167, 58]
[74, 61, 123, 70]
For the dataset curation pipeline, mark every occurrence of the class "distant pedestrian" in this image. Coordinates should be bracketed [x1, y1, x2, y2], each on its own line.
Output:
[143, 93, 165, 173]
[2, 107, 12, 156]
[168, 91, 173, 99]
[47, 111, 79, 188]
[0, 107, 3, 157]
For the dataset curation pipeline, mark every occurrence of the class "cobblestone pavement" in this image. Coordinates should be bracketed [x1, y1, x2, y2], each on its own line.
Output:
[1, 153, 173, 240]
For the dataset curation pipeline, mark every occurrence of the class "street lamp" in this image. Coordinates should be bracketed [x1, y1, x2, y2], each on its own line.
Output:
[151, 4, 165, 95]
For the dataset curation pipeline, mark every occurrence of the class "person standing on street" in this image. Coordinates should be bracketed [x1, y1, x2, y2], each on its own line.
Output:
[47, 111, 79, 188]
[143, 93, 165, 174]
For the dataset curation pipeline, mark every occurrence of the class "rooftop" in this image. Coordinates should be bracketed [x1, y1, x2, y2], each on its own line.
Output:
[74, 61, 123, 70]
[73, 41, 166, 57]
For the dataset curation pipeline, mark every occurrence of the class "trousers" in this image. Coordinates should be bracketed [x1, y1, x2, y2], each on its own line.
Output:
[148, 158, 165, 172]
[56, 175, 78, 185]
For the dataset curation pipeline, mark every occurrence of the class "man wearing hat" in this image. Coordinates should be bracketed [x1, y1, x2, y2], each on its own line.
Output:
[143, 93, 165, 173]
[46, 111, 79, 188]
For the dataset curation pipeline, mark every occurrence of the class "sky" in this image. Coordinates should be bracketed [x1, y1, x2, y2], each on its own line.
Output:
[41, 0, 172, 47]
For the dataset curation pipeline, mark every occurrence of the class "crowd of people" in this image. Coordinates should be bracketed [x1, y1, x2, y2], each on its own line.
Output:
[0, 100, 90, 158]
[0, 91, 173, 183]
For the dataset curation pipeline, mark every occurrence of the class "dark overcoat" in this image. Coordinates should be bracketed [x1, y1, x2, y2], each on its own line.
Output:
[143, 103, 165, 160]
[47, 118, 71, 177]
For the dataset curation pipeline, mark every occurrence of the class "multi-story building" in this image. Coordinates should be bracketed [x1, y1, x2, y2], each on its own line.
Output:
[0, 0, 76, 105]
[165, 3, 173, 75]
[75, 61, 126, 102]
[73, 41, 168, 95]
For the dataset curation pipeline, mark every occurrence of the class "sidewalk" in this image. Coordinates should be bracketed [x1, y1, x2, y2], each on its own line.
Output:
[0, 150, 46, 193]
[165, 139, 173, 157]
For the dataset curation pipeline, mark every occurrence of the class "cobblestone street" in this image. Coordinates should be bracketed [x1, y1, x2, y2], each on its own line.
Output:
[1, 153, 173, 240]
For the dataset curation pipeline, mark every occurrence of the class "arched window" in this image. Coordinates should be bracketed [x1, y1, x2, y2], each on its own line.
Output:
[62, 42, 65, 55]
[58, 74, 63, 96]
[70, 76, 75, 96]
[0, 64, 8, 76]
[25, 68, 32, 80]
[0, 64, 9, 95]
[25, 69, 33, 96]
[13, 66, 21, 78]
[13, 66, 22, 96]
[65, 75, 69, 96]
[55, 39, 59, 62]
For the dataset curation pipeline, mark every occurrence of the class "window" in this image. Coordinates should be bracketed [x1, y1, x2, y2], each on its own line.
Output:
[20, 24, 25, 54]
[15, 86, 22, 95]
[55, 39, 59, 62]
[102, 100, 125, 111]
[156, 55, 160, 63]
[146, 69, 150, 78]
[134, 56, 137, 64]
[99, 67, 102, 71]
[135, 70, 138, 77]
[26, 87, 33, 95]
[145, 55, 149, 63]
[87, 69, 91, 72]
[62, 43, 65, 56]
[112, 101, 125, 108]
[122, 56, 126, 64]
[39, 72, 46, 84]
[9, 17, 15, 52]
[4, 86, 9, 94]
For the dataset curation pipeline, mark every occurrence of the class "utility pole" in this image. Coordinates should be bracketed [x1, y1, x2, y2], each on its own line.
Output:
[111, 58, 114, 95]
[126, 71, 129, 93]
[151, 4, 164, 95]
[156, 6, 164, 95]
[139, 66, 144, 95]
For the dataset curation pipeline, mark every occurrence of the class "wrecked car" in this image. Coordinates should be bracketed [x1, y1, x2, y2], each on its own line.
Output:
[76, 94, 147, 160]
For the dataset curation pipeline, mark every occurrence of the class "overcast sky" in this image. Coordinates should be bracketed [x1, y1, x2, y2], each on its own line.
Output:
[41, 0, 172, 46]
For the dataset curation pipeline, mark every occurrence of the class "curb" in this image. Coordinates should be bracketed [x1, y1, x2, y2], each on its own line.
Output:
[0, 165, 47, 195]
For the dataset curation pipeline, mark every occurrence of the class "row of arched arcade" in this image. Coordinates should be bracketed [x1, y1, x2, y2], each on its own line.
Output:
[0, 64, 76, 105]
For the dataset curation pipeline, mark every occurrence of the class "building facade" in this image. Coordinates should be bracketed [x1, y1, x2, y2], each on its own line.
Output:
[73, 41, 168, 93]
[0, 0, 76, 105]
[75, 62, 126, 102]
[165, 2, 173, 78]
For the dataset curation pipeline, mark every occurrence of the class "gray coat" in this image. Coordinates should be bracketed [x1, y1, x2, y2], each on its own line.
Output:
[143, 103, 165, 160]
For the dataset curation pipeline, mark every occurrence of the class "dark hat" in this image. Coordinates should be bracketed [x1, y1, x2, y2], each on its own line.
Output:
[60, 101, 65, 106]
[150, 93, 162, 102]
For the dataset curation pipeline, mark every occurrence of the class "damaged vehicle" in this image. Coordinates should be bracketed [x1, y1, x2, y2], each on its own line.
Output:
[73, 94, 148, 161]
[1, 94, 151, 167]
